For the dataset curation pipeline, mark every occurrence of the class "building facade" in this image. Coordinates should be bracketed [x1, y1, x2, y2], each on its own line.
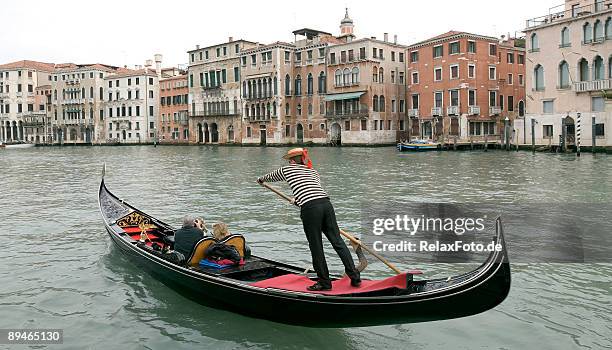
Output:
[188, 39, 257, 144]
[103, 68, 160, 143]
[406, 31, 526, 143]
[159, 74, 189, 143]
[518, 0, 611, 147]
[0, 60, 55, 143]
[22, 85, 52, 143]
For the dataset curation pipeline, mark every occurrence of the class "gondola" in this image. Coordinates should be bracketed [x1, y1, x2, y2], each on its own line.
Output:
[98, 167, 511, 327]
[397, 140, 441, 151]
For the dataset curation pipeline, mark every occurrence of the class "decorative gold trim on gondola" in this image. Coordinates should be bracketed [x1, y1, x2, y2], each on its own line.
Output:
[117, 211, 153, 228]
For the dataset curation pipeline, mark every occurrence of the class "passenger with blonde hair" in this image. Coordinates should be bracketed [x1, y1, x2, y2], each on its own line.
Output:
[212, 222, 231, 241]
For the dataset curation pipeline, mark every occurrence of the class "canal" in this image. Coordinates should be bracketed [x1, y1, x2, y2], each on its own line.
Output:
[0, 146, 610, 349]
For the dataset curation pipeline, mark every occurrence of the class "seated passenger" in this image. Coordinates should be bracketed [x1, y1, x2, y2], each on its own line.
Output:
[212, 222, 231, 241]
[205, 222, 241, 264]
[174, 215, 205, 258]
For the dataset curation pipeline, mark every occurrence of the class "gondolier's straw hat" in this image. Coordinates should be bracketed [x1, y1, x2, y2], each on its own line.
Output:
[282, 147, 312, 168]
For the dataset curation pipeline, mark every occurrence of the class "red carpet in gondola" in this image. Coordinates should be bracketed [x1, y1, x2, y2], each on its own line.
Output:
[250, 272, 421, 295]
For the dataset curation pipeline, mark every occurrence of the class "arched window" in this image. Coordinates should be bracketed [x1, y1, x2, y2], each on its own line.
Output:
[268, 78, 272, 97]
[530, 33, 539, 50]
[297, 104, 302, 115]
[285, 103, 290, 115]
[343, 68, 350, 85]
[245, 105, 250, 117]
[351, 67, 359, 84]
[257, 79, 262, 98]
[559, 61, 570, 88]
[248, 81, 252, 99]
[373, 95, 379, 112]
[335, 69, 342, 86]
[583, 22, 593, 43]
[273, 102, 277, 116]
[81, 87, 85, 97]
[609, 56, 612, 79]
[307, 73, 313, 95]
[579, 58, 589, 81]
[372, 66, 378, 82]
[285, 74, 291, 96]
[534, 64, 545, 90]
[295, 75, 302, 96]
[308, 103, 313, 115]
[319, 102, 324, 114]
[251, 104, 255, 118]
[256, 103, 261, 117]
[379, 68, 384, 83]
[318, 72, 326, 93]
[606, 18, 612, 39]
[89, 87, 93, 98]
[518, 100, 525, 117]
[243, 81, 247, 97]
[560, 27, 570, 46]
[99, 87, 102, 99]
[593, 56, 604, 80]
[266, 102, 271, 117]
[274, 76, 278, 95]
[379, 95, 385, 112]
[594, 20, 603, 41]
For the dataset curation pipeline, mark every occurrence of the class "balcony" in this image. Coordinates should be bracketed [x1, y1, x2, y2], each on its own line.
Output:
[16, 92, 23, 97]
[489, 106, 502, 116]
[408, 109, 419, 118]
[574, 79, 611, 92]
[525, 1, 611, 29]
[334, 82, 360, 88]
[447, 106, 460, 116]
[325, 107, 369, 119]
[193, 108, 242, 117]
[431, 107, 443, 116]
[247, 115, 272, 122]
[468, 105, 480, 115]
[0, 93, 8, 98]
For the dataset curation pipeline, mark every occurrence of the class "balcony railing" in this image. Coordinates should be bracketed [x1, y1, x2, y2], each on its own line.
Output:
[447, 106, 460, 116]
[408, 109, 419, 118]
[431, 107, 443, 116]
[325, 107, 369, 119]
[526, 1, 611, 29]
[247, 115, 272, 122]
[468, 105, 480, 115]
[193, 108, 242, 117]
[489, 106, 502, 116]
[574, 79, 611, 92]
[334, 82, 360, 88]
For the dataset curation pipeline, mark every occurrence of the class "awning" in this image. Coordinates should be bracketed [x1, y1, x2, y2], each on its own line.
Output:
[324, 92, 365, 101]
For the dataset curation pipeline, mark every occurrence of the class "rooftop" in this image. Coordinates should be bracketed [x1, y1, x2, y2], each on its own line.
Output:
[0, 60, 56, 72]
[408, 30, 498, 48]
[525, 1, 612, 30]
[292, 28, 333, 40]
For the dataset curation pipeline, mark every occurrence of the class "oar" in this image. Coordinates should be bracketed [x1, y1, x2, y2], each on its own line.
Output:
[260, 182, 402, 275]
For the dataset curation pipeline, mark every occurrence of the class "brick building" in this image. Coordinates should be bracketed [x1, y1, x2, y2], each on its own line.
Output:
[406, 31, 526, 143]
[159, 73, 189, 143]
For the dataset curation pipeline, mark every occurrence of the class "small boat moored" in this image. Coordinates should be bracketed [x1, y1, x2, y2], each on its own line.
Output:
[397, 139, 440, 151]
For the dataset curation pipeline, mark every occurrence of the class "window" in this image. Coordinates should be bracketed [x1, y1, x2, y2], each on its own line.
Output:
[234, 67, 239, 82]
[434, 91, 443, 108]
[530, 33, 539, 51]
[607, 17, 612, 39]
[391, 99, 396, 112]
[411, 94, 419, 109]
[399, 100, 405, 113]
[411, 72, 419, 84]
[534, 65, 544, 90]
[595, 123, 605, 137]
[340, 51, 346, 63]
[359, 47, 366, 60]
[379, 68, 384, 83]
[543, 100, 554, 114]
[449, 90, 459, 107]
[410, 51, 418, 63]
[361, 119, 367, 130]
[307, 73, 313, 94]
[559, 61, 570, 88]
[251, 54, 256, 66]
[434, 67, 442, 81]
[592, 96, 605, 112]
[508, 96, 514, 111]
[379, 95, 385, 112]
[449, 41, 460, 54]
[519, 74, 524, 85]
[235, 44, 240, 53]
[560, 27, 571, 47]
[348, 49, 354, 62]
[433, 45, 443, 58]
[391, 71, 396, 83]
[318, 72, 326, 93]
[468, 64, 475, 79]
[518, 54, 524, 65]
[297, 104, 302, 115]
[343, 68, 350, 85]
[284, 75, 291, 95]
[399, 72, 405, 84]
[391, 51, 395, 61]
[489, 66, 496, 80]
[330, 52, 336, 64]
[379, 48, 383, 59]
[489, 43, 497, 56]
[583, 23, 593, 43]
[295, 52, 302, 62]
[508, 73, 513, 85]
[351, 67, 359, 84]
[489, 91, 497, 108]
[284, 51, 290, 63]
[467, 40, 476, 53]
[399, 52, 404, 62]
[543, 125, 553, 138]
[594, 20, 604, 41]
[468, 90, 476, 106]
[594, 56, 604, 80]
[241, 56, 247, 66]
[295, 75, 302, 95]
[507, 53, 514, 63]
[450, 65, 459, 79]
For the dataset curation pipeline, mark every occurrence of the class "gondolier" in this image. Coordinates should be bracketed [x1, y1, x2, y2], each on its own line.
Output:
[257, 148, 361, 291]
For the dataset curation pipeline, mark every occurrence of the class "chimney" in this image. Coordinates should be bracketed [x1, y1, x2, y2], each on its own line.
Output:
[371, 36, 376, 40]
[196, 44, 200, 50]
[229, 36, 233, 42]
[394, 34, 398, 44]
[154, 54, 162, 80]
[384, 33, 389, 42]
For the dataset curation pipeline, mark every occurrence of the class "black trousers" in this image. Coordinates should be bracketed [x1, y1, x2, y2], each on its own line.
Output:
[300, 198, 360, 287]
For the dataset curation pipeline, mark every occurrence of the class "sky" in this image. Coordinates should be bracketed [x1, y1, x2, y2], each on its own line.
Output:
[0, 0, 561, 69]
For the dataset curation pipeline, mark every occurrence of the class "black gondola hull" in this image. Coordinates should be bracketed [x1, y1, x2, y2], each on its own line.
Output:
[100, 176, 511, 327]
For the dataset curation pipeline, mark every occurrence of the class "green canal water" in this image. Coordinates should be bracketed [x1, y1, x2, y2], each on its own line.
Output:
[0, 146, 610, 349]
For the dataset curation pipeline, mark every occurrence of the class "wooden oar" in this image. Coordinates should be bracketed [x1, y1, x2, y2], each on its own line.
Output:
[260, 182, 402, 275]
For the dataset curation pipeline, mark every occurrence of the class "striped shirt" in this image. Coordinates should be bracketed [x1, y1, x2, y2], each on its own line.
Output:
[259, 164, 328, 206]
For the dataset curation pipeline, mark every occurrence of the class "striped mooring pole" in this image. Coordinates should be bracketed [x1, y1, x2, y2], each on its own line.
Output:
[576, 112, 581, 157]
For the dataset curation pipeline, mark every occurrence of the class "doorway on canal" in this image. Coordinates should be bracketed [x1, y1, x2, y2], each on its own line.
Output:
[330, 122, 341, 146]
[260, 125, 266, 145]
